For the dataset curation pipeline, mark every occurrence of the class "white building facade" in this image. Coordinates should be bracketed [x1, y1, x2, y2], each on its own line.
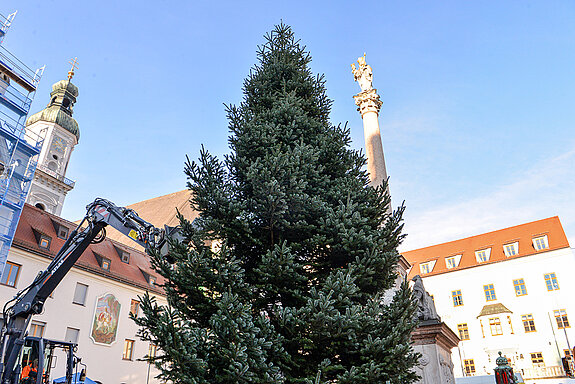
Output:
[1, 204, 167, 384]
[403, 217, 575, 381]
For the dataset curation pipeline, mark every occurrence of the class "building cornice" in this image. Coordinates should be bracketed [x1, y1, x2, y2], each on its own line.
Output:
[35, 167, 75, 191]
[411, 321, 460, 351]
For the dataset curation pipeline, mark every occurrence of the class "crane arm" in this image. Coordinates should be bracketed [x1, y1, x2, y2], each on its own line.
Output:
[0, 198, 178, 384]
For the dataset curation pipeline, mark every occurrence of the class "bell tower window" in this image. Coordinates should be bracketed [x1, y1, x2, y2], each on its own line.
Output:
[35, 203, 45, 211]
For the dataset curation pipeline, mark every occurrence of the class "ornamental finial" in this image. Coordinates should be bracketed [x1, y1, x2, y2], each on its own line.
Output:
[67, 57, 79, 80]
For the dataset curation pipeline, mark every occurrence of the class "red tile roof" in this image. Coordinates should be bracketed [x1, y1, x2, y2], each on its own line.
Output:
[13, 204, 165, 294]
[402, 217, 570, 279]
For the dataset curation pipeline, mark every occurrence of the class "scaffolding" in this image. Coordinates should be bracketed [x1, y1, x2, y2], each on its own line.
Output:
[0, 11, 16, 45]
[0, 11, 45, 272]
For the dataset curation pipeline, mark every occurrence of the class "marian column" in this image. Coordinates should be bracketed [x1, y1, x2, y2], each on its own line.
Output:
[351, 54, 389, 192]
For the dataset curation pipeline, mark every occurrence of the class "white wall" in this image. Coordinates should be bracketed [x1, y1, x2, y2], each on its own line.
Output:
[421, 248, 575, 379]
[1, 247, 167, 384]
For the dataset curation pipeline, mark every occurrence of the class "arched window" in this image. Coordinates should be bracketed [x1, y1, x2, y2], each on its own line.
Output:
[35, 203, 45, 211]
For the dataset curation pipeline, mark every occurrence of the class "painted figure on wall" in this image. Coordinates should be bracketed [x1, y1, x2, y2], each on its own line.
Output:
[90, 293, 121, 345]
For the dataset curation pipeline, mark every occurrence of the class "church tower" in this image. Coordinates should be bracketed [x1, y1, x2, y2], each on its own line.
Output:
[25, 64, 79, 215]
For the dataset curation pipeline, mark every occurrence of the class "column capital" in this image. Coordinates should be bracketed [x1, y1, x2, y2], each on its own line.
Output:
[353, 88, 382, 116]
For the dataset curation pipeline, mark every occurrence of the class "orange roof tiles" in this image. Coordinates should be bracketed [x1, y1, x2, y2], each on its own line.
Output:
[402, 217, 570, 279]
[14, 204, 164, 294]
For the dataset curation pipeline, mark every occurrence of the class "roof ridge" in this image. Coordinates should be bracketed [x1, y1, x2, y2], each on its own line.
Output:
[126, 189, 190, 208]
[404, 216, 560, 253]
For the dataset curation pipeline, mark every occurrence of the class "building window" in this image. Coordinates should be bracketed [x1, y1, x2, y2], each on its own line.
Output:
[420, 263, 430, 274]
[533, 235, 549, 251]
[530, 352, 544, 365]
[464, 359, 476, 375]
[65, 327, 80, 344]
[457, 323, 470, 340]
[554, 309, 570, 329]
[503, 242, 519, 257]
[57, 226, 69, 240]
[72, 283, 88, 306]
[30, 321, 45, 337]
[114, 245, 130, 264]
[513, 279, 527, 296]
[0, 261, 21, 288]
[149, 276, 156, 286]
[130, 299, 140, 317]
[483, 284, 497, 301]
[39, 236, 51, 250]
[475, 248, 491, 263]
[445, 255, 462, 269]
[489, 318, 503, 336]
[148, 344, 157, 359]
[544, 273, 559, 291]
[101, 258, 111, 271]
[452, 290, 463, 307]
[123, 339, 134, 360]
[419, 260, 435, 275]
[522, 314, 536, 332]
[564, 349, 572, 358]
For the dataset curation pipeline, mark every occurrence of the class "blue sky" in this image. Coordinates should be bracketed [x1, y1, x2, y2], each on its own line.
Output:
[3, 1, 575, 250]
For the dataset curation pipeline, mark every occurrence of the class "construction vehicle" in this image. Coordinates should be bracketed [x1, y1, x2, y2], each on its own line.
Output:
[0, 198, 179, 384]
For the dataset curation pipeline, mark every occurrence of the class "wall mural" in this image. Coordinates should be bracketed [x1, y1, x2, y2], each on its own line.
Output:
[90, 293, 121, 345]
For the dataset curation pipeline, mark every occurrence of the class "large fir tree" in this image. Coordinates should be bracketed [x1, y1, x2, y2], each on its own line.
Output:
[135, 23, 419, 384]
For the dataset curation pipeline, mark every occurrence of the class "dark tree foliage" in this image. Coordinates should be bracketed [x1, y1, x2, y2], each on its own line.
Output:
[134, 23, 419, 384]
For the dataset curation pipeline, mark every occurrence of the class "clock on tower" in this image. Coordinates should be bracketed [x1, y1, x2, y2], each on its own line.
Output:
[51, 136, 67, 154]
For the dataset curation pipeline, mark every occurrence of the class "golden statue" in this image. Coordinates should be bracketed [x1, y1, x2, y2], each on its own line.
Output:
[351, 53, 373, 92]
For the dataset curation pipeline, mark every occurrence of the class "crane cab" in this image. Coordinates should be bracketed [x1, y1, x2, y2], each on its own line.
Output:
[17, 337, 83, 384]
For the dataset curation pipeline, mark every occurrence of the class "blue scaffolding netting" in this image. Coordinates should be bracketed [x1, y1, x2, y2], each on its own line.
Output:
[0, 11, 44, 274]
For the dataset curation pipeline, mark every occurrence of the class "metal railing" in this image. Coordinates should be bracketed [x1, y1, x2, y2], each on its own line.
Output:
[0, 45, 43, 90]
[0, 77, 32, 114]
[0, 119, 44, 149]
[0, 11, 17, 43]
[521, 365, 565, 379]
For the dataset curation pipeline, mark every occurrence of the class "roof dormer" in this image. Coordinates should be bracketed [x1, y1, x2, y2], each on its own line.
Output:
[475, 248, 491, 263]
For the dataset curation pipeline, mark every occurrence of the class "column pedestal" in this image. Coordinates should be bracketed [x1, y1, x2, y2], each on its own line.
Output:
[411, 321, 460, 384]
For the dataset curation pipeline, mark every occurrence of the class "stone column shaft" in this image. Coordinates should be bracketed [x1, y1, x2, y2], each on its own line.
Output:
[354, 89, 388, 190]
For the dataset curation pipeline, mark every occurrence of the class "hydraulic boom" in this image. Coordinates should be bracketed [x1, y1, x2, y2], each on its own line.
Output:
[0, 198, 178, 384]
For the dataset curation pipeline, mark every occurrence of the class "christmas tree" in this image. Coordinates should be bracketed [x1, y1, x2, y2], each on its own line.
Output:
[135, 23, 419, 384]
